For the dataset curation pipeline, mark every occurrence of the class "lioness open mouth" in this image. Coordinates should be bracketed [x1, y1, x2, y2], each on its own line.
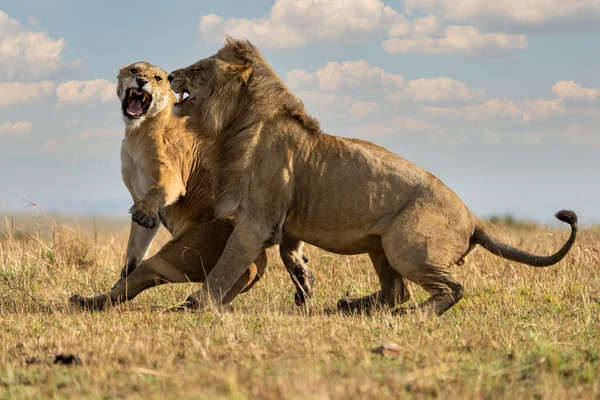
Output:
[122, 88, 152, 119]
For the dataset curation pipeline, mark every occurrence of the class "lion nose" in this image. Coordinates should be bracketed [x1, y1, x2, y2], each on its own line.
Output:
[168, 74, 174, 83]
[136, 77, 148, 87]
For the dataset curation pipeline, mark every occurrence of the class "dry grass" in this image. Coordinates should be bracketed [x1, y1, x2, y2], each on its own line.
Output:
[0, 214, 598, 399]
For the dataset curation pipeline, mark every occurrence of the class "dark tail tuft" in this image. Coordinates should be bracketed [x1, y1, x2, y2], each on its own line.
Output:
[555, 210, 577, 226]
[473, 209, 578, 267]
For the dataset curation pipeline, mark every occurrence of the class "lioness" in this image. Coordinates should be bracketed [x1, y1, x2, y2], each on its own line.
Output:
[70, 61, 313, 310]
[166, 37, 577, 316]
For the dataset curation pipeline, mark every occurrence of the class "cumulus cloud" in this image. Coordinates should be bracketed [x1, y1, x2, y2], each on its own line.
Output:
[403, 0, 600, 31]
[552, 80, 600, 101]
[56, 79, 116, 105]
[199, 0, 402, 48]
[294, 90, 352, 108]
[425, 98, 564, 121]
[0, 81, 54, 106]
[0, 120, 33, 136]
[382, 25, 527, 55]
[198, 0, 531, 56]
[347, 123, 395, 138]
[391, 117, 438, 133]
[389, 77, 485, 103]
[287, 60, 404, 92]
[0, 11, 76, 80]
[347, 102, 378, 118]
[71, 128, 121, 139]
[289, 61, 482, 105]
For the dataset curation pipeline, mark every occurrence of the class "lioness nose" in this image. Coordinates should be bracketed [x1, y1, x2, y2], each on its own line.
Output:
[136, 77, 148, 87]
[168, 74, 174, 83]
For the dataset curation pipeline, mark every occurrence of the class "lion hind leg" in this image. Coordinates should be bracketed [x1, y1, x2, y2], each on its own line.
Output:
[338, 251, 410, 313]
[381, 209, 470, 316]
[389, 262, 464, 316]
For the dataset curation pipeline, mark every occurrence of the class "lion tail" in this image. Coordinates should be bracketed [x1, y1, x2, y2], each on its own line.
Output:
[471, 210, 577, 267]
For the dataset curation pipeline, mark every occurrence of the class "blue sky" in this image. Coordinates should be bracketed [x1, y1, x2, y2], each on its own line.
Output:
[1, 0, 599, 223]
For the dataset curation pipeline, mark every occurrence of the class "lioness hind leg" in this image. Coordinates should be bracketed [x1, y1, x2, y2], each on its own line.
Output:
[338, 251, 411, 313]
[70, 221, 265, 311]
[69, 234, 210, 310]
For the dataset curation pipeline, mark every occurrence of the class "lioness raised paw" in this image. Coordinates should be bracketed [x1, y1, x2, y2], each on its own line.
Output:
[129, 201, 159, 229]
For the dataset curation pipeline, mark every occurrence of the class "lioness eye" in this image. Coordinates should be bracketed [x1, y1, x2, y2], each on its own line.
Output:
[130, 68, 138, 74]
[154, 76, 162, 82]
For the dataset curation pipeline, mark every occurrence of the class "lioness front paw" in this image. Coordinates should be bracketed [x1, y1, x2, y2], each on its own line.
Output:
[129, 201, 159, 229]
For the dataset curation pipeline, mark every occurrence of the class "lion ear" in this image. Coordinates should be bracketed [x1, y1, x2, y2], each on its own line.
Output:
[219, 36, 257, 84]
[216, 59, 253, 84]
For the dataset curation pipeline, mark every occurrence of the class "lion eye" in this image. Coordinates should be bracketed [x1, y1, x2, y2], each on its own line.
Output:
[154, 76, 162, 82]
[130, 68, 138, 74]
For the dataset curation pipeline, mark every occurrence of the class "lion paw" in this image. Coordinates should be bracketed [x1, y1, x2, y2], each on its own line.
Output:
[69, 294, 105, 311]
[292, 264, 314, 306]
[129, 201, 159, 229]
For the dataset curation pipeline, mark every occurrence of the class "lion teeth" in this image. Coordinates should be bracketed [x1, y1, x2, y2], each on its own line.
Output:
[179, 92, 184, 103]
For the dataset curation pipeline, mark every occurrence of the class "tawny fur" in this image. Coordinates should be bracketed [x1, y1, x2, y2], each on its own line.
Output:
[69, 61, 312, 310]
[169, 38, 577, 315]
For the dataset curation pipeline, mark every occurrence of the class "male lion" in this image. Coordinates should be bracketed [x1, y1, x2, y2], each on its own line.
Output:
[69, 61, 313, 310]
[166, 38, 577, 316]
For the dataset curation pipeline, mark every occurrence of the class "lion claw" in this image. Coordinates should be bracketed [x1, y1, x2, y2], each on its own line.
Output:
[129, 204, 159, 229]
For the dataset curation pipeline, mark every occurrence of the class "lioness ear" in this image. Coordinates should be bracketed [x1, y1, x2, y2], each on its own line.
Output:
[216, 59, 253, 84]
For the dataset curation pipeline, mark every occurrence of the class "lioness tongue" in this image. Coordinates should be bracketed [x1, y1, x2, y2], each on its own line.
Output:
[128, 99, 142, 115]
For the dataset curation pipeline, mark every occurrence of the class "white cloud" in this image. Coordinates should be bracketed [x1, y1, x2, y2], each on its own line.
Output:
[388, 14, 442, 38]
[403, 0, 600, 31]
[391, 117, 437, 133]
[425, 98, 564, 121]
[294, 90, 352, 108]
[0, 120, 33, 136]
[0, 11, 71, 80]
[347, 123, 395, 138]
[0, 81, 54, 106]
[199, 0, 399, 48]
[56, 79, 116, 105]
[71, 128, 121, 139]
[552, 80, 600, 101]
[347, 101, 378, 118]
[287, 60, 404, 92]
[389, 77, 485, 103]
[382, 25, 527, 55]
[199, 0, 531, 57]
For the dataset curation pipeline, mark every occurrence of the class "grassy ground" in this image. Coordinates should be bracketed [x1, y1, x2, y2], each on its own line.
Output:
[0, 214, 598, 399]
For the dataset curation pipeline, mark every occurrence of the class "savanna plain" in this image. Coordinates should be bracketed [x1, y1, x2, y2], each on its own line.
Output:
[0, 213, 598, 399]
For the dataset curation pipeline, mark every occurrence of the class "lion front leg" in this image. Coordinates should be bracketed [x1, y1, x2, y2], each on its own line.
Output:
[280, 237, 314, 306]
[183, 222, 268, 311]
